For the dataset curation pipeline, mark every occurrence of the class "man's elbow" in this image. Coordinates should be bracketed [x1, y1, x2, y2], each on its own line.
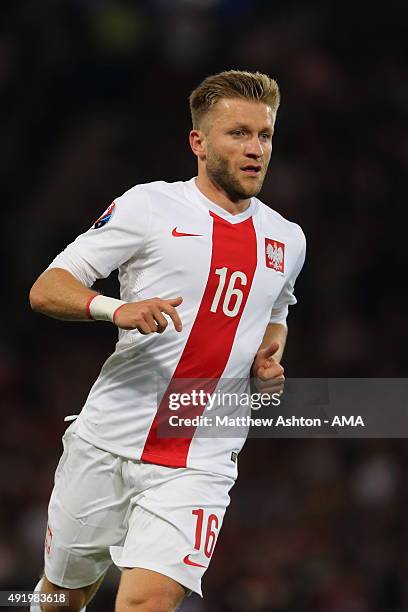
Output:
[29, 279, 49, 312]
[29, 285, 42, 312]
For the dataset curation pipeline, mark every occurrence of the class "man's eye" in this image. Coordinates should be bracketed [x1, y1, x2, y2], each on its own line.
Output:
[260, 133, 271, 140]
[231, 130, 244, 136]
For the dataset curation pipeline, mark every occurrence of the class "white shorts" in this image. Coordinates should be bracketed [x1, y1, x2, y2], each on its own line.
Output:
[44, 421, 235, 597]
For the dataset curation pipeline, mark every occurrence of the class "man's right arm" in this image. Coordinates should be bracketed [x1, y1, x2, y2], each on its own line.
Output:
[29, 268, 183, 334]
[30, 187, 183, 333]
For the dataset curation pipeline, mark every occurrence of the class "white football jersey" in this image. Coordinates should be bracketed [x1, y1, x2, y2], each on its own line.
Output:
[48, 178, 306, 478]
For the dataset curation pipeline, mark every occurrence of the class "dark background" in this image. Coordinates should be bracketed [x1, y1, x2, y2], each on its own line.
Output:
[1, 1, 407, 610]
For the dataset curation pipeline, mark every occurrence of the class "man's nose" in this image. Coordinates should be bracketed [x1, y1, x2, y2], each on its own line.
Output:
[245, 136, 263, 158]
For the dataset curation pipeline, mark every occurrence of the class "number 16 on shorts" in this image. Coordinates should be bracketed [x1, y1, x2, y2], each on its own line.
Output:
[183, 509, 219, 568]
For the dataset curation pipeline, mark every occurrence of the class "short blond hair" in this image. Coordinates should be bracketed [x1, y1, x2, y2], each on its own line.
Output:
[189, 69, 280, 129]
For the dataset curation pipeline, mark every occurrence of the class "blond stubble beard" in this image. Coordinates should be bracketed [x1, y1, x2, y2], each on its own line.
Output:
[205, 145, 266, 202]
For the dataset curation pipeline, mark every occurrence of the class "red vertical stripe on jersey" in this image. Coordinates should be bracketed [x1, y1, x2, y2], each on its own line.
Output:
[141, 212, 257, 467]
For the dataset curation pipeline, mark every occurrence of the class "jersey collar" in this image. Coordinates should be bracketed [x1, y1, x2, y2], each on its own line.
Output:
[186, 177, 258, 224]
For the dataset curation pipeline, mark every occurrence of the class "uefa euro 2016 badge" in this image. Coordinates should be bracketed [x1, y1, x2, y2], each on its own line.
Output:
[265, 238, 285, 273]
[93, 202, 116, 229]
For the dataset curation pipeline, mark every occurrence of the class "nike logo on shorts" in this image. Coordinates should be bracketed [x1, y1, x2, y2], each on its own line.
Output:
[172, 227, 203, 237]
[183, 554, 207, 568]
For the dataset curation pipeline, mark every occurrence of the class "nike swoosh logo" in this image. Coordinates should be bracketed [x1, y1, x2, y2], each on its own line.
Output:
[183, 554, 207, 568]
[172, 227, 203, 237]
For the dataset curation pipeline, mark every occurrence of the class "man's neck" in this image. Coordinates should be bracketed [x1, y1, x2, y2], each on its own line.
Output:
[195, 174, 251, 215]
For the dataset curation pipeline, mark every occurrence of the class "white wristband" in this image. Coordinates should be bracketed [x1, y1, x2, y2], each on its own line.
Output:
[87, 294, 127, 323]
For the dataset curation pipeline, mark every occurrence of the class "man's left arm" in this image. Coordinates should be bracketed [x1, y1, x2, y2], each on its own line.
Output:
[252, 225, 307, 389]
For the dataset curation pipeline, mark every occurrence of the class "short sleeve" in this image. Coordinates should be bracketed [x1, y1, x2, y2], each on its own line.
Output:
[269, 229, 306, 326]
[47, 186, 152, 287]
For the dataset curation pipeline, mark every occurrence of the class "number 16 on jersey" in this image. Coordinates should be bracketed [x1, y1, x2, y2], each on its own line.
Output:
[210, 267, 247, 318]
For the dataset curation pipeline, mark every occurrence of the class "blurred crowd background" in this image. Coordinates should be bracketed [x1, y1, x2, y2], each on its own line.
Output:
[1, 0, 407, 610]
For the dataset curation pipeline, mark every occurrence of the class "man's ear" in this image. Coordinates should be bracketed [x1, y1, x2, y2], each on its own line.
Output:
[189, 130, 207, 161]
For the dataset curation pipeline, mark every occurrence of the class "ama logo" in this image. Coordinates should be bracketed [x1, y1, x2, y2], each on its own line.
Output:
[93, 202, 116, 229]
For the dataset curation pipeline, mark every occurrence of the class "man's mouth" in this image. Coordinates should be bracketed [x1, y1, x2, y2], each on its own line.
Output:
[240, 164, 262, 175]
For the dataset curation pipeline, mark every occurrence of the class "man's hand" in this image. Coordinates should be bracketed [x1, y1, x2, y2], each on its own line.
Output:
[114, 297, 183, 334]
[251, 340, 285, 393]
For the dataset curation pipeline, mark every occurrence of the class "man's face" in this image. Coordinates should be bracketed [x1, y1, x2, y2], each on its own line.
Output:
[202, 98, 276, 201]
